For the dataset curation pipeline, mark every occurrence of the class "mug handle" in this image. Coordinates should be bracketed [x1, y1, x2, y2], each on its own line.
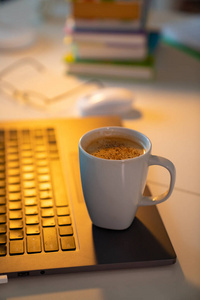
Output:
[139, 155, 176, 206]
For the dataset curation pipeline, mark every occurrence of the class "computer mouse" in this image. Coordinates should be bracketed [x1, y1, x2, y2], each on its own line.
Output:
[77, 87, 134, 116]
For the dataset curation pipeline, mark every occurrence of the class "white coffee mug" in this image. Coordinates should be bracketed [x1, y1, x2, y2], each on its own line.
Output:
[79, 127, 176, 230]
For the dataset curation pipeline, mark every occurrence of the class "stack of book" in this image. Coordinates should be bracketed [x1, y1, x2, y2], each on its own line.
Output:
[64, 0, 159, 80]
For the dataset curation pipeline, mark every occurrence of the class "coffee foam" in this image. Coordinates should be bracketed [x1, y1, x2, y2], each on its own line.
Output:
[86, 136, 144, 160]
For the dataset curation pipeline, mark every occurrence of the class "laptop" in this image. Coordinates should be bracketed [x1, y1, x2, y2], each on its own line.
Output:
[0, 116, 176, 278]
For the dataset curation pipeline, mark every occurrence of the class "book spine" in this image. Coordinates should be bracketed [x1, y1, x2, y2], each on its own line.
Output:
[72, 1, 142, 20]
[65, 33, 147, 46]
[65, 55, 154, 67]
[68, 27, 145, 34]
[67, 62, 154, 80]
[68, 19, 141, 31]
[71, 45, 147, 60]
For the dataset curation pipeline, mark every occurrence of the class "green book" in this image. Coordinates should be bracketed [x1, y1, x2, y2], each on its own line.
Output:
[64, 55, 155, 80]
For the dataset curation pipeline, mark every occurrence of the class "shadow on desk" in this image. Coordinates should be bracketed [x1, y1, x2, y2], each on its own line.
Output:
[121, 108, 142, 120]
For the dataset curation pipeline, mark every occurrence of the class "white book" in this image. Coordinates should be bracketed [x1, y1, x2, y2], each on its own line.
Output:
[65, 32, 147, 47]
[67, 62, 154, 80]
[67, 61, 155, 79]
[65, 18, 141, 32]
[70, 44, 147, 60]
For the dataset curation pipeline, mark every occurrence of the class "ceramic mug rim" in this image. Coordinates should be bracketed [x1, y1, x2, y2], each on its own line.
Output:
[79, 126, 152, 162]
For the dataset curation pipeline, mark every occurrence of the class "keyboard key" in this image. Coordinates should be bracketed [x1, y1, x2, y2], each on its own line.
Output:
[8, 176, 20, 184]
[60, 236, 76, 251]
[36, 160, 48, 167]
[37, 167, 49, 174]
[25, 206, 38, 215]
[8, 130, 17, 140]
[39, 182, 51, 191]
[59, 226, 73, 236]
[43, 227, 58, 252]
[8, 184, 20, 193]
[0, 165, 5, 171]
[35, 137, 45, 145]
[38, 174, 50, 182]
[10, 240, 24, 255]
[7, 161, 19, 169]
[0, 205, 6, 214]
[58, 216, 71, 226]
[57, 207, 70, 216]
[0, 172, 5, 179]
[21, 150, 33, 158]
[35, 145, 46, 152]
[47, 128, 55, 135]
[9, 220, 23, 229]
[23, 180, 36, 189]
[0, 196, 6, 205]
[22, 137, 31, 144]
[0, 214, 6, 223]
[24, 188, 37, 197]
[26, 215, 39, 225]
[0, 234, 6, 244]
[10, 229, 24, 240]
[41, 208, 54, 217]
[24, 197, 37, 206]
[7, 147, 18, 154]
[7, 168, 20, 176]
[0, 158, 5, 165]
[40, 199, 53, 208]
[21, 128, 30, 136]
[49, 152, 59, 160]
[27, 235, 42, 253]
[7, 154, 19, 161]
[34, 129, 44, 137]
[0, 180, 5, 187]
[21, 144, 31, 151]
[23, 173, 35, 181]
[7, 141, 18, 147]
[21, 158, 34, 165]
[50, 161, 68, 207]
[0, 224, 6, 234]
[0, 150, 5, 157]
[0, 245, 7, 256]
[35, 152, 47, 160]
[0, 188, 6, 196]
[40, 190, 52, 199]
[22, 165, 34, 173]
[26, 225, 40, 235]
[9, 201, 22, 210]
[48, 144, 58, 152]
[42, 217, 55, 227]
[9, 192, 21, 201]
[9, 210, 23, 219]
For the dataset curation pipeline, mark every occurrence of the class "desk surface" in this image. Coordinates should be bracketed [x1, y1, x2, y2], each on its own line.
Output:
[0, 1, 200, 299]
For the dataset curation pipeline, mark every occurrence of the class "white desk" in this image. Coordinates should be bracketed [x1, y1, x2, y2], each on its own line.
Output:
[0, 1, 200, 299]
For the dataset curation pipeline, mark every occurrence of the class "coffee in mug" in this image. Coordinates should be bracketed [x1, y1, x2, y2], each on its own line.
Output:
[86, 136, 145, 160]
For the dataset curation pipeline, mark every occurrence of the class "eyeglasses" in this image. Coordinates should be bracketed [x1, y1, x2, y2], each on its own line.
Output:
[0, 57, 103, 110]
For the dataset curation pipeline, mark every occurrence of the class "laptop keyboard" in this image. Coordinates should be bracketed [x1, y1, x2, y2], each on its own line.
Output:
[0, 128, 76, 256]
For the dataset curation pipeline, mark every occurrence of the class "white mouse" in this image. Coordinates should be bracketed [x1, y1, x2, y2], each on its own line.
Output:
[77, 87, 134, 116]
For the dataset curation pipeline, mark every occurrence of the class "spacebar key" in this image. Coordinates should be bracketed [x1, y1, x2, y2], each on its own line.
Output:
[50, 161, 69, 207]
[43, 227, 59, 252]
